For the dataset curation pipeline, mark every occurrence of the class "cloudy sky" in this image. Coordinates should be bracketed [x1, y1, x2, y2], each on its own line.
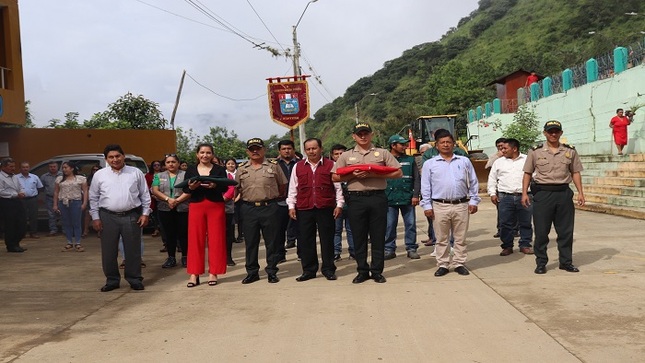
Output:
[19, 0, 478, 141]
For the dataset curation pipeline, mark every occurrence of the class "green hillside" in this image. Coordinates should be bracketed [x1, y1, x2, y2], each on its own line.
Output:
[302, 0, 645, 149]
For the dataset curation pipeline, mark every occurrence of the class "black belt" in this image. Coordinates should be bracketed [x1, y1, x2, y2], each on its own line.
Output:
[242, 199, 278, 207]
[24, 196, 38, 199]
[347, 190, 385, 197]
[533, 184, 569, 192]
[100, 206, 142, 216]
[432, 197, 469, 204]
[498, 192, 522, 196]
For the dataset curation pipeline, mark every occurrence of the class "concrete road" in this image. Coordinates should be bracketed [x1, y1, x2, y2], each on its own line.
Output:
[1, 201, 644, 362]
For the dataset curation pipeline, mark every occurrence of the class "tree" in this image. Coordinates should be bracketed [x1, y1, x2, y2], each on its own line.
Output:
[175, 127, 200, 165]
[84, 92, 167, 130]
[24, 101, 35, 128]
[200, 126, 247, 160]
[502, 105, 541, 153]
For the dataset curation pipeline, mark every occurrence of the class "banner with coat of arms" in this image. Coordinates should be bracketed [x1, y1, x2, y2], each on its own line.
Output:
[267, 75, 310, 129]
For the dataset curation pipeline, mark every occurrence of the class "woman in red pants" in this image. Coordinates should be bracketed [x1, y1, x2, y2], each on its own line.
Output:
[183, 143, 229, 287]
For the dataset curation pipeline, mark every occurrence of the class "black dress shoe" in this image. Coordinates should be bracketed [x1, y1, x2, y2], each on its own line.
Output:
[100, 284, 120, 292]
[559, 264, 580, 273]
[323, 273, 337, 281]
[267, 274, 280, 283]
[352, 273, 370, 284]
[241, 274, 260, 284]
[285, 240, 296, 249]
[130, 283, 145, 290]
[181, 256, 187, 267]
[295, 273, 316, 282]
[7, 247, 26, 253]
[434, 267, 449, 277]
[534, 265, 547, 274]
[161, 256, 177, 268]
[371, 273, 387, 283]
[384, 251, 396, 260]
[227, 259, 236, 267]
[454, 266, 470, 276]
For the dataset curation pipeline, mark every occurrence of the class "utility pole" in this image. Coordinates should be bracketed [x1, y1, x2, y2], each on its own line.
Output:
[170, 70, 186, 130]
[292, 0, 318, 155]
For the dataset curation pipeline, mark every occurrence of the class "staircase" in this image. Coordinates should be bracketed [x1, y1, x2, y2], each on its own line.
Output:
[576, 153, 645, 220]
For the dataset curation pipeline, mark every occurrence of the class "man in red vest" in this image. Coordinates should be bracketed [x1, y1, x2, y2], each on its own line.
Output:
[287, 138, 345, 281]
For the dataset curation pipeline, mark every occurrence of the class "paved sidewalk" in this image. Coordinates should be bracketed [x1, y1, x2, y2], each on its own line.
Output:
[1, 201, 644, 362]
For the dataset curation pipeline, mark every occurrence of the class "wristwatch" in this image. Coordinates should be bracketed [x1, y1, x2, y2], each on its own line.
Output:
[165, 196, 169, 202]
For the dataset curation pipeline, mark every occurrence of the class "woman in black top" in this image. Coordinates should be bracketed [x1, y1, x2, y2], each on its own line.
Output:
[183, 143, 229, 287]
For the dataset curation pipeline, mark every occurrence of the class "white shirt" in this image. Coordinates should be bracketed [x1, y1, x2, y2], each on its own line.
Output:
[0, 171, 24, 199]
[89, 165, 151, 220]
[286, 158, 344, 210]
[487, 153, 528, 195]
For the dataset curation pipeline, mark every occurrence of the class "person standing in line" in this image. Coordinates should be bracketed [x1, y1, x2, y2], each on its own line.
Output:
[183, 144, 229, 287]
[275, 140, 299, 261]
[487, 138, 534, 257]
[54, 162, 89, 252]
[18, 162, 43, 239]
[486, 138, 507, 238]
[151, 154, 190, 269]
[90, 144, 151, 292]
[417, 143, 436, 248]
[384, 135, 421, 260]
[1, 158, 27, 252]
[223, 158, 238, 267]
[420, 129, 480, 277]
[40, 161, 61, 236]
[287, 138, 344, 282]
[522, 120, 585, 274]
[609, 108, 632, 156]
[330, 144, 354, 260]
[332, 123, 402, 284]
[236, 138, 288, 284]
[82, 165, 101, 237]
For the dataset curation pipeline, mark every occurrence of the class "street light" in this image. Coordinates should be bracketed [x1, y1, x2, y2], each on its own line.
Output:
[354, 93, 379, 124]
[292, 0, 318, 154]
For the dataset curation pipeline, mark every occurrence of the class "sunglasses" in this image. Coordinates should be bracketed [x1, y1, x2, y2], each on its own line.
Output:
[164, 153, 177, 158]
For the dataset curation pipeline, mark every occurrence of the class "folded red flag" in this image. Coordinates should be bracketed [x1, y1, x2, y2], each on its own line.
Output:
[335, 164, 399, 176]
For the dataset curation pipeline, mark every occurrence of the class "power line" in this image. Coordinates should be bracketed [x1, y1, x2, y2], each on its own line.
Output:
[185, 72, 266, 101]
[245, 0, 289, 55]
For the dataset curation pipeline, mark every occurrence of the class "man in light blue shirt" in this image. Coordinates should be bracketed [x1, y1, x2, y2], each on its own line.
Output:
[18, 162, 43, 238]
[420, 129, 480, 277]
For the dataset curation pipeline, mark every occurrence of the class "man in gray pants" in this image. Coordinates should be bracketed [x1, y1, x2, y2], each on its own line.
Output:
[90, 144, 151, 292]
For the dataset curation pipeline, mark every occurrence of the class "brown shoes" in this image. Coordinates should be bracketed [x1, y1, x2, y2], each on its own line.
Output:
[499, 247, 513, 256]
[520, 247, 534, 255]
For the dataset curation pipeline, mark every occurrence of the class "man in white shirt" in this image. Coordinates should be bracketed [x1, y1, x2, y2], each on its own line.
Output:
[287, 138, 344, 281]
[90, 144, 151, 292]
[487, 138, 534, 256]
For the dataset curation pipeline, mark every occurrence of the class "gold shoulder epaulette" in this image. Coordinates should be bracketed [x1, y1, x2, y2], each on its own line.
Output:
[562, 143, 575, 149]
[269, 159, 278, 164]
[532, 144, 543, 150]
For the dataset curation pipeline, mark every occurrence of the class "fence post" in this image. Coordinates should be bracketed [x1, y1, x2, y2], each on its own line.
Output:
[614, 46, 628, 74]
[586, 58, 598, 83]
[562, 68, 573, 91]
[530, 83, 540, 102]
[485, 102, 492, 117]
[476, 106, 483, 121]
[493, 98, 501, 114]
[468, 109, 476, 123]
[542, 77, 553, 97]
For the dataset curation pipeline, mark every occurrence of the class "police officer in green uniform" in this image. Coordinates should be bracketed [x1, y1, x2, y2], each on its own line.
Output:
[522, 120, 585, 274]
[384, 135, 421, 260]
[236, 138, 288, 284]
[332, 123, 402, 284]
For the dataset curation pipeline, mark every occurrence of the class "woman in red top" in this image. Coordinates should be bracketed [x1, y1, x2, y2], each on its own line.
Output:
[183, 143, 229, 287]
[609, 108, 631, 155]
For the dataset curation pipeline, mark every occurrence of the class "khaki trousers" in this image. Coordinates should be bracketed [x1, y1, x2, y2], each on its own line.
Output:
[432, 202, 470, 269]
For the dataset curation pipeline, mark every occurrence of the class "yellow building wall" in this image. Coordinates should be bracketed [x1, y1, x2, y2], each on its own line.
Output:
[0, 0, 26, 125]
[0, 128, 177, 165]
